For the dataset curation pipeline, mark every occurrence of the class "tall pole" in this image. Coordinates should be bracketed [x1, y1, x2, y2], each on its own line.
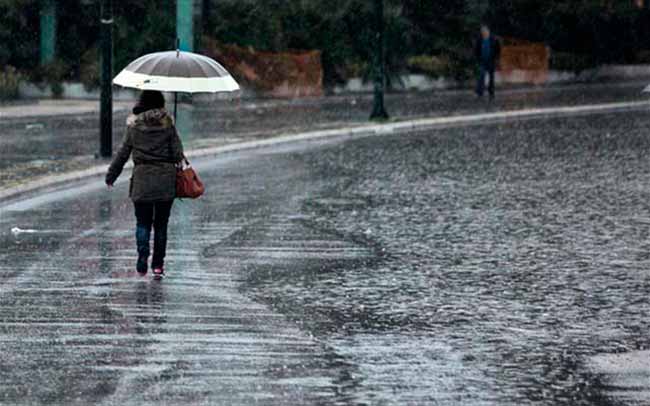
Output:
[370, 0, 389, 120]
[99, 0, 113, 158]
[39, 0, 57, 65]
[177, 0, 194, 52]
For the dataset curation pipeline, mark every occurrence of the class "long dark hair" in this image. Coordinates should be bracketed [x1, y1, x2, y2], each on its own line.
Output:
[133, 90, 165, 115]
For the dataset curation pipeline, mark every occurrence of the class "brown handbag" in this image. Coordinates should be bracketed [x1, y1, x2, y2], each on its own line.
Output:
[176, 158, 205, 199]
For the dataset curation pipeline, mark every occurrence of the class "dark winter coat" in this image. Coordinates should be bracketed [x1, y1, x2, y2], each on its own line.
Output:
[474, 36, 501, 68]
[105, 108, 184, 202]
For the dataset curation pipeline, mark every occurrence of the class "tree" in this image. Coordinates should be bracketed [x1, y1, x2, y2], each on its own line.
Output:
[0, 0, 40, 69]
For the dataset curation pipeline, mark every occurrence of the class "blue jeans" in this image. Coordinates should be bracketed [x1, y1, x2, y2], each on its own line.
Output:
[134, 201, 173, 270]
[476, 65, 495, 97]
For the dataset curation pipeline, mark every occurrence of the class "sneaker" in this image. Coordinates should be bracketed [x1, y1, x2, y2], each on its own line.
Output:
[136, 256, 148, 275]
[152, 267, 164, 279]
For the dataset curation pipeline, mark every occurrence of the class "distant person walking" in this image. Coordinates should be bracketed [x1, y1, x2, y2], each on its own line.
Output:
[474, 25, 501, 99]
[105, 90, 184, 278]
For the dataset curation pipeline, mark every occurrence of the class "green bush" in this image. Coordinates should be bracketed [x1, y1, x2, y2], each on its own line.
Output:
[550, 52, 598, 74]
[80, 47, 100, 91]
[447, 56, 475, 83]
[407, 55, 453, 78]
[408, 49, 474, 83]
[634, 50, 650, 64]
[343, 62, 368, 79]
[30, 59, 71, 98]
[0, 66, 22, 100]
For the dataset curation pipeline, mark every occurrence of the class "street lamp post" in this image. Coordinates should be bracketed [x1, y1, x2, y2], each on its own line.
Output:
[370, 0, 389, 120]
[99, 0, 113, 158]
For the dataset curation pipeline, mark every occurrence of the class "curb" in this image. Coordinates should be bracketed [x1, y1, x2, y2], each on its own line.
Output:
[2, 100, 649, 205]
[0, 105, 130, 124]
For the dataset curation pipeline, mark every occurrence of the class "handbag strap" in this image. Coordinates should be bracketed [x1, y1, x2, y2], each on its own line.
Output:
[168, 130, 174, 163]
[168, 129, 189, 166]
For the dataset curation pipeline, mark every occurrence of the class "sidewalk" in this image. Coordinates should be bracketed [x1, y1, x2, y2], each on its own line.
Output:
[0, 81, 648, 195]
[0, 99, 131, 120]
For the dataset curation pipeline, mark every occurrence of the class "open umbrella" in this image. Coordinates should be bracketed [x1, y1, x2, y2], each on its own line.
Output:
[113, 48, 240, 119]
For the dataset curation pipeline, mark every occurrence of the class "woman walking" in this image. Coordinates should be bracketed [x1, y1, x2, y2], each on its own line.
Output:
[105, 90, 184, 278]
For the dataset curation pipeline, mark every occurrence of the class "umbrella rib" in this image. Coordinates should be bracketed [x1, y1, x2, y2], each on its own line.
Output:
[159, 56, 174, 78]
[128, 51, 165, 72]
[188, 52, 222, 76]
[126, 55, 151, 72]
[144, 55, 169, 77]
[202, 56, 228, 76]
[208, 59, 229, 77]
[178, 56, 192, 78]
[190, 57, 213, 78]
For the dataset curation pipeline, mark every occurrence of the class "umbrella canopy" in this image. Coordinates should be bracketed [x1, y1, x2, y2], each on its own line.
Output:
[644, 84, 650, 93]
[113, 50, 239, 93]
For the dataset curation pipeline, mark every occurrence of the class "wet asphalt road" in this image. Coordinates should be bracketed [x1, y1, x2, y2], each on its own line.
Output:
[2, 108, 650, 405]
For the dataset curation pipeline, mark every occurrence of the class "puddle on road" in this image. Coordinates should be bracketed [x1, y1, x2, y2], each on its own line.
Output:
[588, 351, 650, 404]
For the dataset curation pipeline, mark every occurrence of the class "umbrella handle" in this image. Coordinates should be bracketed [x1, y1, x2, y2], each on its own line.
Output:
[173, 38, 179, 122]
[174, 92, 178, 122]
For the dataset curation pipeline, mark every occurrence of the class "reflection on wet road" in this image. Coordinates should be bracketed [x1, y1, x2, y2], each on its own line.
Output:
[2, 109, 650, 405]
[0, 141, 358, 405]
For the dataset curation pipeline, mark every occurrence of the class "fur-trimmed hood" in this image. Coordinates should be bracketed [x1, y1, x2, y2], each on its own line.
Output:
[126, 108, 174, 130]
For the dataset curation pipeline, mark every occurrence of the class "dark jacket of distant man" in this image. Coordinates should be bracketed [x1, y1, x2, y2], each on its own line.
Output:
[474, 35, 501, 69]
